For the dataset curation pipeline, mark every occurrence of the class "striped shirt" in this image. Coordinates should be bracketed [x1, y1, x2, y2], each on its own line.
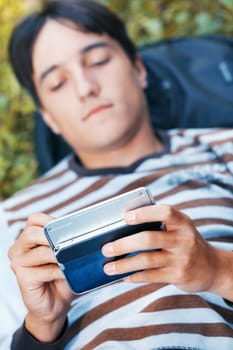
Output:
[1, 128, 233, 349]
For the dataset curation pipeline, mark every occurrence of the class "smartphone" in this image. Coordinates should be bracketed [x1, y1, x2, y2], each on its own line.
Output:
[44, 187, 163, 294]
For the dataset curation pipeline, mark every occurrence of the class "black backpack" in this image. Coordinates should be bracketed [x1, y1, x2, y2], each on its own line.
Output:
[140, 34, 233, 129]
[35, 34, 233, 174]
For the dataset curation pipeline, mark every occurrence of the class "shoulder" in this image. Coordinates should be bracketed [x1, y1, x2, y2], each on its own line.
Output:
[3, 156, 72, 207]
[1, 155, 77, 238]
[168, 128, 233, 153]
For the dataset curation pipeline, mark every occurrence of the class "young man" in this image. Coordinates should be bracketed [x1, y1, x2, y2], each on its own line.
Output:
[1, 0, 232, 349]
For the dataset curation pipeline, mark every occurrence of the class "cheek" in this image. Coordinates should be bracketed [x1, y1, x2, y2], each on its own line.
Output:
[113, 82, 144, 115]
[42, 93, 79, 123]
[111, 68, 143, 101]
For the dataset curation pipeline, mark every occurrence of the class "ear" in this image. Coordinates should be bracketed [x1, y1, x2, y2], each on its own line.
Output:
[134, 54, 148, 89]
[38, 108, 61, 135]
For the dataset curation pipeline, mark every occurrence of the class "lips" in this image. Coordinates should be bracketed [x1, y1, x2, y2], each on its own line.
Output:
[83, 103, 113, 121]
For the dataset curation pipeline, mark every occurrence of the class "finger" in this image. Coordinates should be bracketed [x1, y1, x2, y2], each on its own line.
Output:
[123, 266, 172, 284]
[32, 264, 64, 283]
[23, 225, 50, 248]
[16, 264, 64, 286]
[11, 245, 56, 269]
[8, 225, 49, 259]
[9, 214, 53, 259]
[103, 250, 170, 276]
[102, 230, 176, 257]
[25, 212, 55, 228]
[124, 204, 188, 228]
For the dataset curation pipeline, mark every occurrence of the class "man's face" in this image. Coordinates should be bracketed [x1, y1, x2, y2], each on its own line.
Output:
[32, 20, 148, 157]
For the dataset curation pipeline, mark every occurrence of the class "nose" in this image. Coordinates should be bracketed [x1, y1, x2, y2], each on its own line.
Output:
[72, 68, 100, 100]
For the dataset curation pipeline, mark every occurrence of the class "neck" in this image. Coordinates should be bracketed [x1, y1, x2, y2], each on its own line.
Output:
[78, 124, 163, 170]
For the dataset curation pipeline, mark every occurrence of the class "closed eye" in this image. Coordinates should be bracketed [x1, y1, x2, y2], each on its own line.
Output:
[91, 57, 110, 67]
[50, 80, 66, 92]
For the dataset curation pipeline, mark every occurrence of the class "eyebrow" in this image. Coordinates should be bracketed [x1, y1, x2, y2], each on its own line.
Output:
[39, 41, 110, 84]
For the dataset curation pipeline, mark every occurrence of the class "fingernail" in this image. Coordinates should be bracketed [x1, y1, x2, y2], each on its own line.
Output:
[102, 243, 113, 256]
[104, 263, 115, 275]
[125, 211, 136, 223]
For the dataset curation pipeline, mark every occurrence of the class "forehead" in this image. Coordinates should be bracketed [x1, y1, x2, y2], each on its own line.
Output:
[32, 19, 120, 78]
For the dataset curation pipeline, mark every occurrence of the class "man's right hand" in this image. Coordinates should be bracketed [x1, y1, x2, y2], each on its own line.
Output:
[8, 213, 73, 343]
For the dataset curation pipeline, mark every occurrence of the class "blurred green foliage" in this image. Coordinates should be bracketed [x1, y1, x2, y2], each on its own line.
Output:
[0, 0, 37, 200]
[100, 0, 233, 44]
[0, 0, 233, 200]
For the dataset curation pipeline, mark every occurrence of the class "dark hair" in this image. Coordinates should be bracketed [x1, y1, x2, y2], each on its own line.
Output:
[8, 0, 137, 106]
